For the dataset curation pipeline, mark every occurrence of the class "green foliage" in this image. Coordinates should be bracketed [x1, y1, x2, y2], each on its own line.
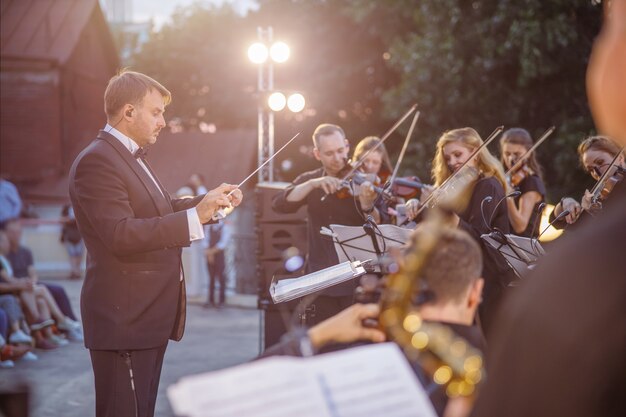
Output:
[344, 0, 602, 198]
[128, 0, 602, 197]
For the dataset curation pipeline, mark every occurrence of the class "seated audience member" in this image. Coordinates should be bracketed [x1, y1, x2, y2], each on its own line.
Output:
[0, 230, 68, 349]
[0, 297, 37, 364]
[2, 218, 82, 341]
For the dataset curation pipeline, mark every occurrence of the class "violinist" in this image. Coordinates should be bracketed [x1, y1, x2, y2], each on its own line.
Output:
[500, 128, 547, 237]
[409, 128, 512, 337]
[552, 135, 624, 228]
[272, 124, 379, 324]
[351, 136, 393, 224]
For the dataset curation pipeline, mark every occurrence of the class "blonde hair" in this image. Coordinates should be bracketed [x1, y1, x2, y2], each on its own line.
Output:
[104, 69, 171, 119]
[352, 136, 393, 175]
[432, 127, 507, 189]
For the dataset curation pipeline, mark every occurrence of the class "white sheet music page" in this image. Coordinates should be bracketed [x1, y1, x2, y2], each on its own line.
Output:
[168, 356, 331, 417]
[310, 343, 437, 417]
[168, 342, 436, 417]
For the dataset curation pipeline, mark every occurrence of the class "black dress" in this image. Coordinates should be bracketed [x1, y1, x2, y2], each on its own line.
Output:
[457, 176, 514, 337]
[512, 174, 546, 238]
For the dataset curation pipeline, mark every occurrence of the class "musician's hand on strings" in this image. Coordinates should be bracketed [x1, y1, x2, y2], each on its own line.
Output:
[307, 303, 386, 349]
[405, 198, 420, 220]
[581, 190, 602, 214]
[558, 197, 582, 224]
[358, 181, 377, 209]
[196, 183, 238, 223]
[310, 176, 342, 195]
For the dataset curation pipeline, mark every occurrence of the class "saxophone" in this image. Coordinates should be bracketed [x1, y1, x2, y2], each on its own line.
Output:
[379, 174, 485, 400]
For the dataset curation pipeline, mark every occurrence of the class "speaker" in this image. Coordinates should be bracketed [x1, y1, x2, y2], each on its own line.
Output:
[256, 222, 308, 260]
[256, 182, 308, 223]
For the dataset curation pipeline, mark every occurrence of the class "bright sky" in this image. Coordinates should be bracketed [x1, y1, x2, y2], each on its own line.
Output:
[102, 0, 257, 28]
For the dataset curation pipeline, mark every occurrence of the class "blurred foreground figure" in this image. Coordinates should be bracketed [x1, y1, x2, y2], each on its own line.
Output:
[472, 2, 626, 416]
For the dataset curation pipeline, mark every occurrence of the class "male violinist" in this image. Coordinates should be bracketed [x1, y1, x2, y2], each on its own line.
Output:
[272, 124, 380, 325]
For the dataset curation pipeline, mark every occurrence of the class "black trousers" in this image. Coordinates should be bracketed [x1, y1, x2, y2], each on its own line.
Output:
[89, 343, 167, 417]
[207, 253, 226, 305]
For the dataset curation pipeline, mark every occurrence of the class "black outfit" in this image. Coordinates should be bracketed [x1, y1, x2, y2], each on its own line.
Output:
[512, 174, 546, 238]
[272, 167, 369, 324]
[69, 131, 205, 417]
[471, 181, 626, 417]
[60, 204, 83, 245]
[206, 224, 226, 306]
[412, 322, 486, 417]
[457, 176, 513, 338]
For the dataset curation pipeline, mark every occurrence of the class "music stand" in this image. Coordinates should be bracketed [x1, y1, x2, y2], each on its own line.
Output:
[327, 223, 413, 272]
[481, 232, 545, 281]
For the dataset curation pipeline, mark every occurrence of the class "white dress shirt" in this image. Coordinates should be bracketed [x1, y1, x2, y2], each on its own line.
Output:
[104, 124, 205, 242]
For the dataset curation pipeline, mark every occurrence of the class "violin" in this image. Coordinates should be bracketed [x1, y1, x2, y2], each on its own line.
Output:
[508, 161, 535, 187]
[591, 165, 624, 204]
[389, 176, 424, 200]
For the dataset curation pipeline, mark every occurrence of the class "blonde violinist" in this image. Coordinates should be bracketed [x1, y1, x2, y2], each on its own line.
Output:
[405, 127, 513, 337]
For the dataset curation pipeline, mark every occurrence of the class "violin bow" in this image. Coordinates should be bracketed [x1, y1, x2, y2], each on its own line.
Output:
[387, 111, 421, 192]
[414, 125, 504, 217]
[505, 126, 555, 176]
[320, 103, 418, 201]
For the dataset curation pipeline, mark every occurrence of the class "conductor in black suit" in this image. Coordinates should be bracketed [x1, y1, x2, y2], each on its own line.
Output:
[69, 70, 242, 417]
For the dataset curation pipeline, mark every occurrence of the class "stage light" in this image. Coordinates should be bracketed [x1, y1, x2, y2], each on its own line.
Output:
[270, 42, 290, 63]
[268, 92, 286, 111]
[287, 93, 305, 113]
[248, 42, 268, 64]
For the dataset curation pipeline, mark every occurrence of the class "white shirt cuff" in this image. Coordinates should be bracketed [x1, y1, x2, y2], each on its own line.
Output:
[186, 208, 205, 241]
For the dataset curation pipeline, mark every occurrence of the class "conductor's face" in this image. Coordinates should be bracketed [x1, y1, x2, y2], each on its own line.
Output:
[129, 89, 167, 147]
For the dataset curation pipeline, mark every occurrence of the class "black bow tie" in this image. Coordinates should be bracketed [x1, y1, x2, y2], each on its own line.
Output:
[134, 148, 148, 159]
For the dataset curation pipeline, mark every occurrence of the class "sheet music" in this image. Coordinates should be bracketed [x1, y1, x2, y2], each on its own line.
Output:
[270, 260, 367, 303]
[330, 224, 413, 265]
[168, 343, 437, 417]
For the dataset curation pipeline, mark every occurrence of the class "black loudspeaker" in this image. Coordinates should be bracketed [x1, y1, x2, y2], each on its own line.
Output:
[256, 182, 310, 349]
[256, 222, 308, 260]
[255, 182, 307, 223]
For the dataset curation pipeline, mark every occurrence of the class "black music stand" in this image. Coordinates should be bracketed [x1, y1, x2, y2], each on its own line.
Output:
[326, 223, 412, 273]
[481, 231, 545, 281]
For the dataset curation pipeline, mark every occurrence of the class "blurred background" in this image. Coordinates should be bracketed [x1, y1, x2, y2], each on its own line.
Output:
[1, 0, 602, 293]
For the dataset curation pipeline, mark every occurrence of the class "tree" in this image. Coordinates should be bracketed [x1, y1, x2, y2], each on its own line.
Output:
[345, 0, 602, 198]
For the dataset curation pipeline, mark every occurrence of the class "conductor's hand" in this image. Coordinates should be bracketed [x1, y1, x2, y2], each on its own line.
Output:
[195, 183, 242, 223]
[310, 176, 343, 195]
[307, 303, 386, 350]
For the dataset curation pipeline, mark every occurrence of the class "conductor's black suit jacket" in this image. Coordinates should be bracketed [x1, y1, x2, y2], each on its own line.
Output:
[69, 131, 204, 351]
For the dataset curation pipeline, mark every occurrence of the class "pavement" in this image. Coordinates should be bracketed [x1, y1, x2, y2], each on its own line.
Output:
[0, 278, 262, 417]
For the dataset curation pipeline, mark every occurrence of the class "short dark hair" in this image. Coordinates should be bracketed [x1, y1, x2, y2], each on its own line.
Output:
[104, 70, 171, 119]
[312, 124, 345, 149]
[405, 227, 482, 303]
